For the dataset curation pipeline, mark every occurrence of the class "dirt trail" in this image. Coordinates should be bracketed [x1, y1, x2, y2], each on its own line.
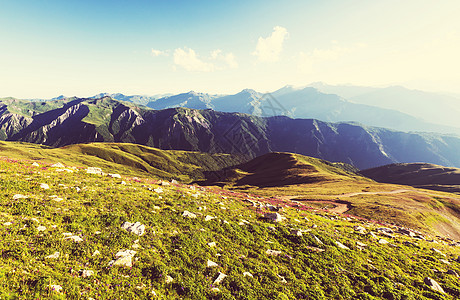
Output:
[281, 188, 460, 214]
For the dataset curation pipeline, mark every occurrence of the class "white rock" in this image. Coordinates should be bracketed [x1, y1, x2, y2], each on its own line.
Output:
[431, 248, 446, 257]
[213, 272, 227, 285]
[154, 187, 163, 194]
[207, 259, 218, 268]
[266, 249, 282, 256]
[356, 241, 367, 247]
[121, 221, 146, 236]
[311, 234, 324, 245]
[92, 250, 101, 256]
[45, 252, 60, 259]
[264, 212, 284, 222]
[210, 287, 221, 293]
[55, 168, 73, 173]
[243, 272, 253, 277]
[335, 241, 350, 250]
[171, 179, 179, 184]
[109, 173, 121, 178]
[208, 242, 216, 248]
[86, 167, 103, 175]
[32, 162, 40, 167]
[120, 181, 127, 185]
[13, 194, 28, 200]
[62, 232, 73, 237]
[182, 211, 197, 218]
[205, 215, 215, 221]
[64, 235, 83, 243]
[165, 275, 174, 283]
[424, 277, 445, 294]
[40, 183, 50, 189]
[440, 259, 450, 265]
[278, 274, 287, 283]
[3, 222, 12, 226]
[291, 229, 302, 236]
[37, 226, 46, 232]
[81, 270, 94, 278]
[49, 284, 62, 293]
[378, 239, 389, 244]
[109, 249, 137, 268]
[51, 162, 65, 168]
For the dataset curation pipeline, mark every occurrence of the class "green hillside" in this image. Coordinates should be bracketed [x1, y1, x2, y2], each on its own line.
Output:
[1, 150, 460, 298]
[0, 141, 247, 182]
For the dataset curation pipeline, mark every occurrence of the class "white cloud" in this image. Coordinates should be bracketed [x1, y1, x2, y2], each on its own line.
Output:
[210, 49, 238, 69]
[151, 49, 168, 57]
[173, 47, 214, 72]
[252, 26, 289, 62]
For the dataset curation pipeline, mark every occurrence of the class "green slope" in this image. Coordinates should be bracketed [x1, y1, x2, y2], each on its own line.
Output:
[1, 151, 460, 299]
[0, 141, 247, 182]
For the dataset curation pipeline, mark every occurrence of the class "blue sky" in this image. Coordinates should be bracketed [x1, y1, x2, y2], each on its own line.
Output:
[1, 0, 459, 98]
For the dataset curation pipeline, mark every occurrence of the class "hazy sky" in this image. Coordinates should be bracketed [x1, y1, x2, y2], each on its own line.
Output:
[1, 0, 459, 98]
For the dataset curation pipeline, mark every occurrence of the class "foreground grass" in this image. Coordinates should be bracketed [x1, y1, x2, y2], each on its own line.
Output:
[1, 157, 460, 299]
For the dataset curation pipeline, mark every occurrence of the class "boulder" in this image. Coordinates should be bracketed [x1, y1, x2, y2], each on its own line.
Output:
[121, 221, 146, 236]
[264, 212, 284, 222]
[182, 211, 197, 218]
[424, 277, 445, 294]
[109, 249, 137, 268]
[213, 272, 227, 285]
[207, 259, 218, 268]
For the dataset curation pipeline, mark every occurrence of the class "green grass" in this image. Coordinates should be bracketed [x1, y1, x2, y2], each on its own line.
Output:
[1, 153, 460, 298]
[0, 141, 246, 183]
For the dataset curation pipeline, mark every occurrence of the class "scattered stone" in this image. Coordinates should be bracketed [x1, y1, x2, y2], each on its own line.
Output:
[266, 249, 282, 256]
[213, 272, 227, 285]
[208, 242, 216, 247]
[378, 239, 389, 244]
[63, 235, 83, 243]
[264, 212, 284, 222]
[424, 277, 445, 294]
[13, 194, 28, 200]
[431, 248, 446, 257]
[207, 259, 218, 268]
[205, 215, 215, 221]
[182, 211, 197, 218]
[165, 275, 174, 283]
[154, 187, 163, 194]
[305, 246, 325, 252]
[49, 284, 63, 293]
[81, 270, 94, 278]
[354, 226, 366, 234]
[108, 173, 121, 178]
[121, 221, 146, 236]
[311, 234, 324, 245]
[40, 183, 50, 189]
[51, 162, 65, 168]
[62, 232, 73, 237]
[120, 181, 127, 185]
[277, 274, 287, 283]
[335, 241, 350, 250]
[3, 222, 12, 226]
[356, 241, 367, 247]
[291, 229, 302, 236]
[243, 272, 253, 278]
[86, 167, 103, 175]
[45, 252, 60, 259]
[369, 232, 379, 239]
[94, 231, 102, 235]
[32, 162, 40, 167]
[440, 259, 450, 265]
[171, 179, 179, 184]
[109, 250, 137, 268]
[36, 225, 46, 232]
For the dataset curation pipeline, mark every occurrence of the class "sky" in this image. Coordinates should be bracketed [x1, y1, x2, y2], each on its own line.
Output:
[1, 0, 460, 98]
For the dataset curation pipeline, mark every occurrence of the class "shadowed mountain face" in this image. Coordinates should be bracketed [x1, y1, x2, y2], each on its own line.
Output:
[361, 163, 460, 194]
[2, 97, 460, 169]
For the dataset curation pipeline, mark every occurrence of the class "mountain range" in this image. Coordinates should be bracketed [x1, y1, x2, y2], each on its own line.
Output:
[2, 96, 460, 170]
[86, 85, 460, 135]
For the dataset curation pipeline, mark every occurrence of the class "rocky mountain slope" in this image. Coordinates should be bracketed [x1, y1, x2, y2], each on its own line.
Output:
[1, 149, 460, 298]
[2, 97, 460, 170]
[361, 163, 460, 194]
